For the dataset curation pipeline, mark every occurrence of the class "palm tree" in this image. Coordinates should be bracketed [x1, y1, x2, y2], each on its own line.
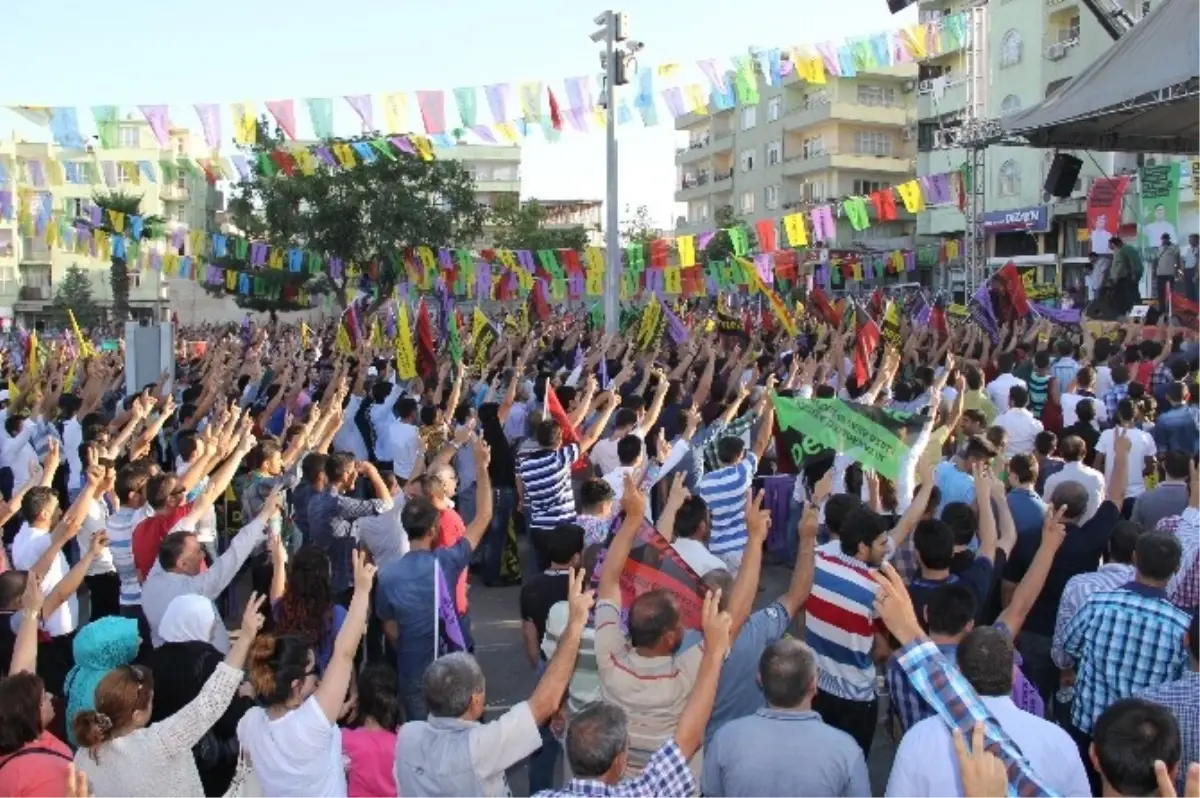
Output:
[90, 190, 165, 323]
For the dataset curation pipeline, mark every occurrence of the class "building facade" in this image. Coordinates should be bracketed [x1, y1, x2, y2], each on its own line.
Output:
[915, 0, 1162, 293]
[0, 116, 218, 328]
[674, 64, 920, 251]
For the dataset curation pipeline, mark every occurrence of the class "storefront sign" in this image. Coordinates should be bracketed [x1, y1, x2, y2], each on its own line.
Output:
[981, 205, 1051, 234]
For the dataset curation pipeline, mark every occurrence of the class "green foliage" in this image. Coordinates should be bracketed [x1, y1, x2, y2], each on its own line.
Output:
[702, 204, 759, 264]
[222, 119, 488, 311]
[90, 190, 164, 322]
[52, 264, 101, 328]
[620, 204, 659, 247]
[489, 196, 589, 252]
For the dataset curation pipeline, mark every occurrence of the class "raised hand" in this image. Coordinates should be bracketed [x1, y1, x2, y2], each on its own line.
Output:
[700, 588, 732, 657]
[953, 724, 1008, 798]
[240, 592, 267, 638]
[566, 567, 596, 630]
[746, 489, 771, 543]
[352, 548, 377, 594]
[620, 471, 646, 521]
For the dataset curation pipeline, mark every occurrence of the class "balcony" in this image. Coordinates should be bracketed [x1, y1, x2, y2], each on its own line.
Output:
[18, 285, 51, 302]
[782, 149, 914, 178]
[676, 171, 712, 202]
[917, 76, 969, 119]
[675, 131, 733, 164]
[673, 105, 733, 131]
[917, 205, 967, 236]
[19, 238, 51, 265]
[783, 99, 911, 131]
[161, 183, 189, 201]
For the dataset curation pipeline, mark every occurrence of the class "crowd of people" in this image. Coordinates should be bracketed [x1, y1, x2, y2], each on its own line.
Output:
[0, 301, 1197, 798]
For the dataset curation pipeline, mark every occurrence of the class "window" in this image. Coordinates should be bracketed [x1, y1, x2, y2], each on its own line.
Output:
[63, 198, 86, 218]
[998, 160, 1021, 196]
[766, 140, 782, 166]
[802, 136, 825, 158]
[855, 131, 893, 156]
[856, 85, 897, 107]
[1000, 30, 1023, 67]
[177, 176, 187, 190]
[0, 230, 13, 258]
[0, 266, 15, 291]
[740, 190, 755, 213]
[491, 165, 519, 180]
[853, 179, 891, 194]
[803, 180, 828, 202]
[1000, 94, 1022, 116]
[765, 185, 780, 210]
[739, 148, 755, 172]
[740, 106, 757, 130]
[175, 207, 186, 223]
[175, 138, 186, 155]
[767, 96, 782, 122]
[690, 202, 709, 223]
[116, 162, 136, 185]
[118, 126, 139, 148]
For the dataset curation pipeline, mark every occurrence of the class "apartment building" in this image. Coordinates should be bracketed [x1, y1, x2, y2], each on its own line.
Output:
[915, 0, 1151, 274]
[435, 143, 522, 209]
[0, 116, 217, 328]
[674, 64, 920, 251]
[535, 199, 604, 246]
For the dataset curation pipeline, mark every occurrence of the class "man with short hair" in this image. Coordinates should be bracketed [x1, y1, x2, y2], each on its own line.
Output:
[1155, 382, 1200, 457]
[933, 434, 997, 516]
[141, 493, 280, 650]
[1136, 611, 1198, 795]
[886, 626, 1091, 797]
[395, 568, 588, 798]
[1042, 435, 1107, 523]
[1058, 531, 1191, 794]
[986, 351, 1026, 412]
[993, 385, 1043, 458]
[1157, 232, 1184, 307]
[307, 452, 393, 603]
[703, 638, 869, 797]
[1090, 698, 1183, 797]
[1134, 451, 1193, 531]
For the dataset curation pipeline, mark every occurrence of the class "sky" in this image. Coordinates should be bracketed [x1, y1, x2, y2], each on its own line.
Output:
[0, 0, 915, 232]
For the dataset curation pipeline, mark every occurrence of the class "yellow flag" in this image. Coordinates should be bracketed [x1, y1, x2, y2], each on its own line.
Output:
[231, 102, 257, 145]
[300, 322, 312, 350]
[28, 332, 39, 378]
[678, 235, 696, 267]
[472, 307, 490, 342]
[394, 303, 417, 380]
[7, 379, 18, 406]
[370, 318, 385, 350]
[67, 308, 90, 356]
[783, 213, 809, 247]
[682, 85, 709, 115]
[335, 324, 352, 355]
[637, 300, 661, 349]
[381, 92, 409, 133]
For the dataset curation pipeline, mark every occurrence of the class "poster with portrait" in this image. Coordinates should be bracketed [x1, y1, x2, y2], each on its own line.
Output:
[1086, 176, 1130, 255]
[1138, 163, 1181, 252]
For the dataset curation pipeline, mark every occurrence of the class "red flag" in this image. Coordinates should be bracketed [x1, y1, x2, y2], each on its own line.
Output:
[531, 280, 551, 322]
[996, 262, 1031, 318]
[755, 219, 778, 252]
[868, 287, 885, 319]
[415, 299, 436, 381]
[548, 88, 563, 131]
[853, 302, 881, 387]
[1168, 285, 1199, 321]
[544, 383, 581, 446]
[809, 288, 842, 328]
[929, 304, 948, 341]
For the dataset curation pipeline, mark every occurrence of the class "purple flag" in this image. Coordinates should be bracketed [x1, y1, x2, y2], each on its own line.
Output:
[658, 296, 689, 345]
[435, 561, 466, 654]
[970, 283, 1000, 343]
[138, 105, 171, 147]
[1032, 303, 1082, 327]
[600, 356, 610, 390]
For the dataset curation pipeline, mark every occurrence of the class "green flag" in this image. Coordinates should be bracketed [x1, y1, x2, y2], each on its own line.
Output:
[771, 392, 923, 482]
[448, 310, 462, 363]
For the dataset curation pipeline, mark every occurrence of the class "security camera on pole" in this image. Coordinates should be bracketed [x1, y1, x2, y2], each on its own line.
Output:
[590, 11, 638, 335]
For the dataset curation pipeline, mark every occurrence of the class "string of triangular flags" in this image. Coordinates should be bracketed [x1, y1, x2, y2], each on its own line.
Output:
[2, 12, 970, 189]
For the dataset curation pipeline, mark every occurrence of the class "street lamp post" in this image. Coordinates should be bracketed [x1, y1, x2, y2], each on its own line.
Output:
[590, 11, 636, 335]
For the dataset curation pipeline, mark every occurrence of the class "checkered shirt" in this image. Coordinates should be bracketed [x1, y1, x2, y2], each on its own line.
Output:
[534, 739, 695, 797]
[1138, 672, 1200, 794]
[1050, 562, 1138, 703]
[1158, 508, 1200, 609]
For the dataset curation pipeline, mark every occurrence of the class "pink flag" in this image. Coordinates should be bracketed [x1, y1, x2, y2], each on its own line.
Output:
[193, 103, 221, 150]
[416, 91, 446, 134]
[344, 95, 374, 131]
[265, 99, 297, 140]
[139, 105, 171, 148]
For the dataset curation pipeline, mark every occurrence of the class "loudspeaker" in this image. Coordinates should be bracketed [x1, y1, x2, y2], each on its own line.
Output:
[886, 0, 917, 12]
[124, 322, 175, 398]
[1044, 153, 1083, 198]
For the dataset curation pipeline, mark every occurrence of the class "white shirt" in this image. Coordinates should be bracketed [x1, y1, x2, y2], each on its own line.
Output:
[0, 417, 34, 471]
[175, 460, 217, 543]
[386, 421, 421, 480]
[602, 440, 690, 522]
[369, 385, 402, 462]
[1060, 393, 1107, 429]
[1093, 365, 1114, 399]
[77, 498, 116, 577]
[671, 537, 728, 577]
[985, 373, 1026, 412]
[1043, 461, 1107, 523]
[63, 417, 84, 491]
[886, 696, 1091, 798]
[11, 523, 78, 637]
[239, 696, 346, 798]
[1096, 427, 1157, 499]
[332, 395, 370, 461]
[589, 428, 643, 477]
[993, 407, 1044, 458]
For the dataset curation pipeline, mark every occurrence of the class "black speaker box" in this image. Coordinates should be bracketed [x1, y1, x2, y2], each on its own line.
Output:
[1044, 153, 1083, 198]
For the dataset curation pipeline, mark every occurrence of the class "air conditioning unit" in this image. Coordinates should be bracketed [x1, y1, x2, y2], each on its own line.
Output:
[903, 128, 914, 140]
[902, 80, 916, 93]
[1046, 43, 1067, 60]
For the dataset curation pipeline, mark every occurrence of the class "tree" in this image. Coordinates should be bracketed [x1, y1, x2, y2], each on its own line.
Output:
[489, 196, 589, 252]
[620, 204, 659, 247]
[52, 264, 101, 328]
[701, 204, 759, 264]
[90, 190, 165, 322]
[224, 120, 488, 311]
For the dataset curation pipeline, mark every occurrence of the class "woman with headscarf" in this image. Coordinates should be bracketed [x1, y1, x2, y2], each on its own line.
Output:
[63, 616, 140, 748]
[147, 594, 255, 796]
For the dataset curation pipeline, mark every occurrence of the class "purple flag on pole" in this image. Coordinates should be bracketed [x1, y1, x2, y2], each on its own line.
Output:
[659, 296, 689, 345]
[435, 561, 466, 654]
[1032, 303, 1082, 327]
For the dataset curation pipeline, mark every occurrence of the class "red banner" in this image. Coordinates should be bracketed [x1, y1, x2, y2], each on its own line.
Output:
[1086, 176, 1130, 255]
[592, 519, 706, 629]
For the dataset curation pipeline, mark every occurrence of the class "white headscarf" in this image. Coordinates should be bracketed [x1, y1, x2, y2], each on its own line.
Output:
[159, 594, 217, 644]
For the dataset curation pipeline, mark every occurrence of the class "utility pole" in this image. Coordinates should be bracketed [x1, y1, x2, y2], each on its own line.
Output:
[591, 11, 635, 335]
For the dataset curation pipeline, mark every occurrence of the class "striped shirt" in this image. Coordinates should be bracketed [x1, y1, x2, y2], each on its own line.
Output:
[541, 601, 599, 717]
[1060, 583, 1191, 734]
[518, 443, 581, 531]
[804, 544, 883, 701]
[1051, 357, 1081, 391]
[107, 505, 151, 606]
[697, 452, 758, 557]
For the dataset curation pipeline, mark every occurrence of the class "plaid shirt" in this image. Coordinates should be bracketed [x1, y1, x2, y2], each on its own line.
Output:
[1159, 508, 1200, 609]
[1103, 383, 1130, 424]
[1060, 583, 1191, 734]
[1150, 362, 1174, 401]
[1050, 562, 1137, 704]
[896, 638, 1058, 797]
[306, 489, 391, 594]
[1137, 671, 1199, 795]
[534, 739, 695, 797]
